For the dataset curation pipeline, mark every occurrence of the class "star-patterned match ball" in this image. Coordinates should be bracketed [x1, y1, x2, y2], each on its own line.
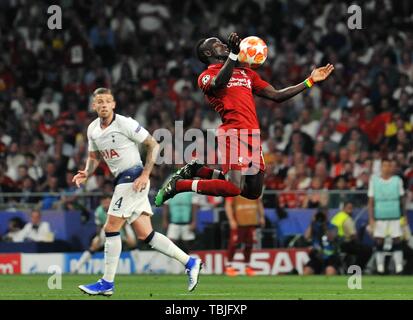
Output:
[238, 36, 268, 69]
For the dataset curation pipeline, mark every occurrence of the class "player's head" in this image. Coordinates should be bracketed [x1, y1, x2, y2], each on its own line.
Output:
[343, 202, 353, 215]
[195, 37, 229, 64]
[31, 210, 41, 226]
[381, 158, 392, 176]
[101, 194, 111, 211]
[92, 87, 116, 119]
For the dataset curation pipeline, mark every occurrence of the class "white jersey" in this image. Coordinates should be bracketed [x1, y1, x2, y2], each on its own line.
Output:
[87, 113, 149, 177]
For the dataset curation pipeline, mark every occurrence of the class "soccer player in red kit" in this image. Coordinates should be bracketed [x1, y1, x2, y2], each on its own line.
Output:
[155, 33, 334, 206]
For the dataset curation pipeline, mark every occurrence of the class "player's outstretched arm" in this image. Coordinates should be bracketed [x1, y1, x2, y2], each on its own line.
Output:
[133, 135, 159, 192]
[210, 32, 241, 90]
[72, 151, 101, 188]
[257, 63, 334, 103]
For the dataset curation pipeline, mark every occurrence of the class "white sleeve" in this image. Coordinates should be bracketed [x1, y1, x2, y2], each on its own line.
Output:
[123, 117, 149, 144]
[19, 224, 31, 241]
[399, 177, 405, 196]
[38, 222, 52, 241]
[87, 124, 99, 152]
[367, 177, 374, 197]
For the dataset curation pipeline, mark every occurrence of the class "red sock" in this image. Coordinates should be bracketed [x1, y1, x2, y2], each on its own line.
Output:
[227, 229, 238, 261]
[196, 167, 225, 180]
[175, 179, 241, 197]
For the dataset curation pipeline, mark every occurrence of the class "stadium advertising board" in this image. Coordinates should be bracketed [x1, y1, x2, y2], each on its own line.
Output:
[21, 253, 64, 274]
[193, 249, 310, 275]
[16, 249, 310, 275]
[0, 253, 21, 274]
[64, 252, 137, 274]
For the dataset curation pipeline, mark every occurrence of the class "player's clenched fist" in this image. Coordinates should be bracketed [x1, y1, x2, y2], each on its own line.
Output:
[227, 32, 241, 54]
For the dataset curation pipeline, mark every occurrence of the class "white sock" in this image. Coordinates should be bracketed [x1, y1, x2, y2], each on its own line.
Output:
[103, 234, 122, 282]
[393, 250, 403, 273]
[148, 232, 190, 266]
[376, 251, 385, 273]
[191, 180, 199, 192]
[76, 250, 92, 271]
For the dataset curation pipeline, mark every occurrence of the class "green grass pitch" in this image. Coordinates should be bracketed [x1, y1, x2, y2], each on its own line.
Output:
[1, 275, 413, 300]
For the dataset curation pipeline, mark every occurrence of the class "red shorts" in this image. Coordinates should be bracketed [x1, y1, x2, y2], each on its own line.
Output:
[216, 129, 265, 175]
[229, 226, 256, 245]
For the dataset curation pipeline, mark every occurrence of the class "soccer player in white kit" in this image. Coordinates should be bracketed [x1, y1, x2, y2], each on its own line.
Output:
[74, 88, 202, 296]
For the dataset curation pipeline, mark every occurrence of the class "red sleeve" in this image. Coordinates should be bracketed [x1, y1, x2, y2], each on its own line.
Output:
[248, 69, 270, 93]
[197, 69, 218, 93]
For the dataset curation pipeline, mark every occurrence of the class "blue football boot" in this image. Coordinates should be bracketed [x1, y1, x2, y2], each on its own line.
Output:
[78, 278, 114, 296]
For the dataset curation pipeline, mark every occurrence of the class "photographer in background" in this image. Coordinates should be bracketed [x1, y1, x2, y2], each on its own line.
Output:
[303, 209, 341, 275]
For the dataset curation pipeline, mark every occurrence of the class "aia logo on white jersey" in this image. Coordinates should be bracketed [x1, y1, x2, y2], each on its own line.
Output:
[100, 149, 120, 159]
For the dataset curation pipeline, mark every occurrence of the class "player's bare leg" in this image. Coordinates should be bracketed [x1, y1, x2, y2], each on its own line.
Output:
[131, 213, 202, 291]
[78, 215, 125, 296]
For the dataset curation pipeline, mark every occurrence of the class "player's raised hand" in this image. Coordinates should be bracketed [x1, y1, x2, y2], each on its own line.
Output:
[133, 174, 149, 192]
[310, 63, 335, 82]
[227, 32, 241, 54]
[72, 170, 87, 188]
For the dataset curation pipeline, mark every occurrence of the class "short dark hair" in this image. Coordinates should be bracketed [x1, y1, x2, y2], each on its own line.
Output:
[195, 38, 209, 64]
[25, 152, 35, 160]
[92, 87, 112, 97]
[344, 201, 353, 207]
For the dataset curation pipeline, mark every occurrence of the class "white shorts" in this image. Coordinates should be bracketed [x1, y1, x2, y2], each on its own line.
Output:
[373, 220, 402, 238]
[167, 223, 195, 241]
[108, 181, 153, 224]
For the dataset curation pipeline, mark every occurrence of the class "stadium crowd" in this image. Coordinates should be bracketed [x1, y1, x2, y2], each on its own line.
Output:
[0, 0, 412, 210]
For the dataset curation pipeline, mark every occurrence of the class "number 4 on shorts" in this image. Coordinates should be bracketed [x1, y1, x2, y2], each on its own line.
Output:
[113, 197, 123, 211]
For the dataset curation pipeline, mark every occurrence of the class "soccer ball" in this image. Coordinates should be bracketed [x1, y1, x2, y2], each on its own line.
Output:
[238, 36, 268, 69]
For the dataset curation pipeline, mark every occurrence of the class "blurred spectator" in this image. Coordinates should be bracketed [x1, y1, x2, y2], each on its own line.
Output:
[24, 152, 43, 182]
[37, 88, 60, 119]
[302, 177, 328, 209]
[328, 175, 352, 209]
[18, 210, 54, 242]
[224, 196, 265, 276]
[330, 202, 372, 269]
[6, 142, 25, 182]
[1, 217, 25, 242]
[38, 109, 58, 145]
[89, 18, 116, 66]
[18, 177, 38, 204]
[39, 176, 61, 210]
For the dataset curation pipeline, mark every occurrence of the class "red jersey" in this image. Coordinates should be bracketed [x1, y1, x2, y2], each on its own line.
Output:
[197, 63, 270, 131]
